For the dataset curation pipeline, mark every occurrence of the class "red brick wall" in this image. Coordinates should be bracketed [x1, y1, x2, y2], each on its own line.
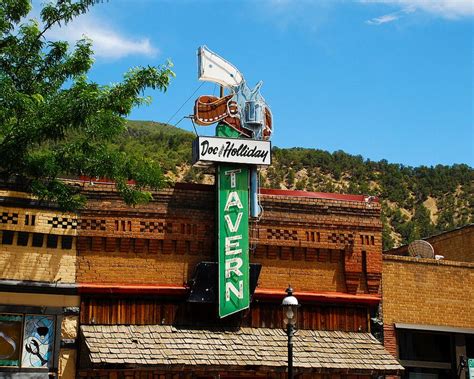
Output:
[76, 183, 382, 296]
[0, 182, 383, 296]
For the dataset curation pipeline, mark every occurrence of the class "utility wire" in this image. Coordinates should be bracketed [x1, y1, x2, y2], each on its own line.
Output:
[165, 82, 205, 125]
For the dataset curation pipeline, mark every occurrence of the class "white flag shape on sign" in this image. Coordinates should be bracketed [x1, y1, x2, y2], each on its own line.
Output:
[198, 46, 243, 88]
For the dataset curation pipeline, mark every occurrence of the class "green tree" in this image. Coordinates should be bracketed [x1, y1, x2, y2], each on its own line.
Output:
[0, 0, 174, 210]
[295, 177, 307, 190]
[412, 203, 435, 238]
[286, 168, 295, 188]
[381, 207, 395, 251]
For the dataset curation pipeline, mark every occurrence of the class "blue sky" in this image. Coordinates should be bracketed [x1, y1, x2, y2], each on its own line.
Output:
[40, 0, 473, 167]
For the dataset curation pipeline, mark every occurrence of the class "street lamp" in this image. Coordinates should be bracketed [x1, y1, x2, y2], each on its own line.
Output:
[282, 285, 299, 379]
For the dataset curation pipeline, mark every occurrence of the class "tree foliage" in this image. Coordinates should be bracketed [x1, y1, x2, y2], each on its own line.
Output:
[268, 147, 472, 247]
[114, 122, 472, 249]
[0, 0, 174, 210]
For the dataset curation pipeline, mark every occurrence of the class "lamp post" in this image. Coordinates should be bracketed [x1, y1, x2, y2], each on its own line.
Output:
[282, 286, 298, 379]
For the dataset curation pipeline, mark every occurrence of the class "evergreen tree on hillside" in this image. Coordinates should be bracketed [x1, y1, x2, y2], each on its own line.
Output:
[103, 120, 472, 249]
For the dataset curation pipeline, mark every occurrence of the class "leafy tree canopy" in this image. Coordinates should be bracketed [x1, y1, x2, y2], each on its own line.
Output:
[0, 0, 174, 210]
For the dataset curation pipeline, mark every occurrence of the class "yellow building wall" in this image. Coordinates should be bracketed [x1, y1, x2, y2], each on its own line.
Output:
[0, 198, 79, 378]
[0, 204, 77, 283]
[383, 255, 474, 328]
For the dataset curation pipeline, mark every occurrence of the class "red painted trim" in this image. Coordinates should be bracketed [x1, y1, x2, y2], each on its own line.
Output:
[78, 283, 189, 295]
[260, 188, 379, 203]
[254, 288, 381, 305]
[78, 285, 379, 305]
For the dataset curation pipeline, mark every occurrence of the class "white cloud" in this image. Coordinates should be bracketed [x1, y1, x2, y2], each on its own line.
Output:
[367, 14, 398, 24]
[46, 15, 158, 59]
[366, 6, 415, 25]
[363, 0, 474, 20]
[393, 0, 473, 18]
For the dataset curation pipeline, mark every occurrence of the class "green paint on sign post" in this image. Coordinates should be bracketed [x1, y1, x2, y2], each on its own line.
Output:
[217, 163, 250, 317]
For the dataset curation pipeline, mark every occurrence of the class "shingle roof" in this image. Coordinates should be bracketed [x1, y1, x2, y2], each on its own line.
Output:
[81, 325, 403, 374]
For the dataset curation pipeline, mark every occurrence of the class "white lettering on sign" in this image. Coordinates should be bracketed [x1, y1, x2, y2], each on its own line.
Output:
[220, 165, 248, 314]
[224, 213, 243, 233]
[193, 137, 271, 167]
[225, 235, 242, 256]
[224, 191, 243, 211]
[226, 280, 244, 301]
[225, 257, 243, 278]
[225, 169, 241, 188]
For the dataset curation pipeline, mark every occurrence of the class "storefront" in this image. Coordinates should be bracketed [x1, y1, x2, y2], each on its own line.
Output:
[383, 226, 474, 379]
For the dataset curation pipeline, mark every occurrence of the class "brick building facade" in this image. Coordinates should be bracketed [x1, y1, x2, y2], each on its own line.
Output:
[0, 188, 80, 378]
[382, 225, 474, 378]
[0, 181, 402, 378]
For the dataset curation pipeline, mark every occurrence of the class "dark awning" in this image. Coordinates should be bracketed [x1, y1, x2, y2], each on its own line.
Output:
[81, 325, 403, 375]
[395, 322, 474, 334]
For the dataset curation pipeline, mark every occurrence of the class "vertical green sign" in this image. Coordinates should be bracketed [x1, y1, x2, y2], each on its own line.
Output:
[218, 163, 250, 317]
[468, 359, 474, 379]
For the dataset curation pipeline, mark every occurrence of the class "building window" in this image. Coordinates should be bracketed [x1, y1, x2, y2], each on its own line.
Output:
[398, 329, 455, 379]
[61, 236, 73, 250]
[46, 234, 58, 248]
[32, 233, 44, 247]
[466, 334, 474, 356]
[0, 313, 55, 369]
[17, 232, 29, 246]
[1, 230, 14, 245]
[399, 330, 452, 362]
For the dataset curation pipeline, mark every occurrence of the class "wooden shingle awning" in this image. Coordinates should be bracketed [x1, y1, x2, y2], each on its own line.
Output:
[81, 325, 403, 375]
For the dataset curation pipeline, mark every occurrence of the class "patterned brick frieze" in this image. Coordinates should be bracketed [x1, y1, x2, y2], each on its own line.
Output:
[140, 220, 170, 233]
[329, 232, 354, 245]
[1, 211, 18, 225]
[0, 198, 79, 284]
[72, 183, 382, 294]
[0, 205, 78, 236]
[0, 182, 383, 295]
[266, 228, 298, 241]
[80, 218, 106, 231]
[252, 225, 377, 249]
[48, 216, 78, 230]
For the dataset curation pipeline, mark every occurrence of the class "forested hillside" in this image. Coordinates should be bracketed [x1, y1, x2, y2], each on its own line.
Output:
[117, 121, 473, 250]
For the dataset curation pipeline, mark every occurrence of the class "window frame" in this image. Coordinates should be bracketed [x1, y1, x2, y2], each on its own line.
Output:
[0, 306, 62, 374]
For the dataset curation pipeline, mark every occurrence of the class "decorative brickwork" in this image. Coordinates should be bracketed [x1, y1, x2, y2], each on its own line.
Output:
[266, 228, 298, 241]
[49, 216, 78, 229]
[0, 206, 78, 236]
[0, 182, 389, 378]
[70, 183, 383, 296]
[140, 220, 172, 233]
[80, 218, 106, 231]
[329, 232, 354, 245]
[0, 201, 78, 284]
[0, 183, 383, 296]
[1, 211, 18, 224]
